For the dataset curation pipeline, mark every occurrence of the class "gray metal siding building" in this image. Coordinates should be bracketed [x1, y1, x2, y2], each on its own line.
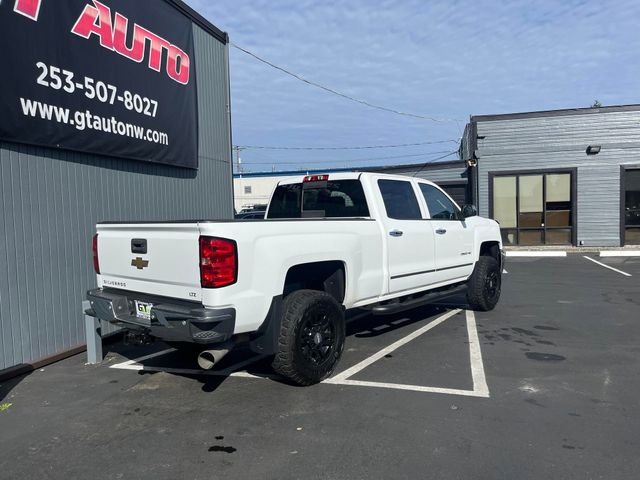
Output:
[462, 105, 640, 247]
[0, 8, 233, 372]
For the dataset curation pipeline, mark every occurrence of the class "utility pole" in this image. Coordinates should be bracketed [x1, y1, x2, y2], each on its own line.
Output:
[233, 146, 244, 175]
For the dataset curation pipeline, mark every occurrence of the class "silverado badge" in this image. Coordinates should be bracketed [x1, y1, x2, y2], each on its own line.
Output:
[131, 257, 149, 270]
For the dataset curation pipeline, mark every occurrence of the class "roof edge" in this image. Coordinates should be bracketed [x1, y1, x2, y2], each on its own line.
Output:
[471, 104, 640, 123]
[361, 159, 465, 172]
[164, 0, 228, 44]
[232, 160, 467, 178]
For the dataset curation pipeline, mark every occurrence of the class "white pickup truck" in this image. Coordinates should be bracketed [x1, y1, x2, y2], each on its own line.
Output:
[87, 172, 503, 385]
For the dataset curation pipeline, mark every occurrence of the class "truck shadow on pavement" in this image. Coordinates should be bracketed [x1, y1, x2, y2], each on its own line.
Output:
[348, 293, 469, 338]
[0, 372, 31, 403]
[109, 296, 471, 393]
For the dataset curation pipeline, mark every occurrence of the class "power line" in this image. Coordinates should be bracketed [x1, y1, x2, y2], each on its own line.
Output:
[235, 139, 459, 151]
[412, 151, 460, 176]
[231, 42, 461, 123]
[239, 150, 457, 166]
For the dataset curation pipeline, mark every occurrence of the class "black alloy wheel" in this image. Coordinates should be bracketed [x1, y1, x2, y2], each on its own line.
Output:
[297, 309, 337, 366]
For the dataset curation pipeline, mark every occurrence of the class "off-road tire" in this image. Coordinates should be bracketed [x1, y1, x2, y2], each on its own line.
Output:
[466, 256, 501, 311]
[272, 289, 345, 386]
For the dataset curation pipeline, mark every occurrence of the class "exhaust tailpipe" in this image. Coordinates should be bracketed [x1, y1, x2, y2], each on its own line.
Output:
[197, 348, 230, 370]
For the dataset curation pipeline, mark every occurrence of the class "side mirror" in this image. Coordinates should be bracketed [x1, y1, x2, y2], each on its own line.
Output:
[461, 204, 477, 219]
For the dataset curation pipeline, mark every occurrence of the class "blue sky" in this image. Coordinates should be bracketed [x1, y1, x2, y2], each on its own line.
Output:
[184, 0, 640, 172]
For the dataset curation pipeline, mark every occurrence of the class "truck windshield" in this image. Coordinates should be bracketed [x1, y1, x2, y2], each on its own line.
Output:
[267, 179, 370, 219]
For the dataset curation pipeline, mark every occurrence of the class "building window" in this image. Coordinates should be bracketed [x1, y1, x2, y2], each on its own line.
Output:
[492, 171, 573, 246]
[624, 169, 640, 245]
[244, 186, 252, 194]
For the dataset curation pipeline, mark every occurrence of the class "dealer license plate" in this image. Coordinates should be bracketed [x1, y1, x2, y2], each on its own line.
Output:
[134, 300, 153, 320]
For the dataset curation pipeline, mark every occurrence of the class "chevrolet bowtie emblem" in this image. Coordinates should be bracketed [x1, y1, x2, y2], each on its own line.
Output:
[131, 257, 149, 270]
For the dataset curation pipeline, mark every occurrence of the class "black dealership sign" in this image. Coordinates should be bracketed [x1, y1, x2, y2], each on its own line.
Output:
[0, 0, 199, 169]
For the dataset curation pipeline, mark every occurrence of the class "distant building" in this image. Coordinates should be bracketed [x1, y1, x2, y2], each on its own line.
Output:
[460, 104, 640, 247]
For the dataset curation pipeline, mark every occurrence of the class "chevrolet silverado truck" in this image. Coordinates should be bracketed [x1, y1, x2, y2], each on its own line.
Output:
[87, 172, 504, 385]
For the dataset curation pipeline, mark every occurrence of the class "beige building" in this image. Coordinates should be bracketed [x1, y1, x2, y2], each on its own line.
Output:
[233, 174, 299, 212]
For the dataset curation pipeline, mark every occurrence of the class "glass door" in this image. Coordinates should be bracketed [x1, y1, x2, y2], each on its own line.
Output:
[518, 175, 544, 245]
[492, 172, 573, 246]
[624, 169, 640, 245]
[544, 173, 572, 245]
[493, 176, 517, 245]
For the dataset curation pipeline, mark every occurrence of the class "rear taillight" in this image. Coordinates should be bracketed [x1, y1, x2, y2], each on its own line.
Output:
[92, 234, 100, 274]
[199, 236, 237, 288]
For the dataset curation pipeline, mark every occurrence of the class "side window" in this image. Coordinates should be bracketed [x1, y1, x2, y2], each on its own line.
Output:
[267, 183, 302, 218]
[378, 179, 422, 220]
[419, 183, 459, 220]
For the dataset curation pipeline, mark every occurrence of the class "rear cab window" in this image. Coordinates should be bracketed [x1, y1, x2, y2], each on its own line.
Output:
[267, 179, 370, 219]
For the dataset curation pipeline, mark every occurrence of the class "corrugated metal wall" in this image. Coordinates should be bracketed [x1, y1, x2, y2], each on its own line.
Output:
[471, 109, 640, 246]
[0, 24, 233, 371]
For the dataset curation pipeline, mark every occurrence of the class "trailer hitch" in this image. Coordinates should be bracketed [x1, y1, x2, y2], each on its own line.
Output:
[124, 330, 155, 346]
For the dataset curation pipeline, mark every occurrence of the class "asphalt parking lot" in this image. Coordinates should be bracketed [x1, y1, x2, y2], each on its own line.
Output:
[1, 254, 639, 480]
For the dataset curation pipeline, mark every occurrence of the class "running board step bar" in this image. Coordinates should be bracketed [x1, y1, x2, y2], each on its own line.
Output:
[370, 284, 468, 315]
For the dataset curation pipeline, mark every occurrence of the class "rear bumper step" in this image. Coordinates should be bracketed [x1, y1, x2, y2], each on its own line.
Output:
[86, 288, 235, 344]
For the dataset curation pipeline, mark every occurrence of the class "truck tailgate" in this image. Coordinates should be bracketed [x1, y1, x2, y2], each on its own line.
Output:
[96, 223, 202, 301]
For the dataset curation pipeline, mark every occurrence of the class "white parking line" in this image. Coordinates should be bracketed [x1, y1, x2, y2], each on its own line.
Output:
[466, 310, 489, 397]
[326, 309, 462, 383]
[583, 256, 632, 277]
[326, 309, 490, 398]
[108, 309, 490, 398]
[109, 348, 176, 368]
[600, 250, 640, 257]
[332, 379, 489, 397]
[505, 251, 567, 257]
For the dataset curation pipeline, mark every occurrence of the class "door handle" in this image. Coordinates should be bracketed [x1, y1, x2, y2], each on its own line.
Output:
[389, 230, 403, 237]
[131, 238, 148, 254]
[435, 228, 447, 235]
